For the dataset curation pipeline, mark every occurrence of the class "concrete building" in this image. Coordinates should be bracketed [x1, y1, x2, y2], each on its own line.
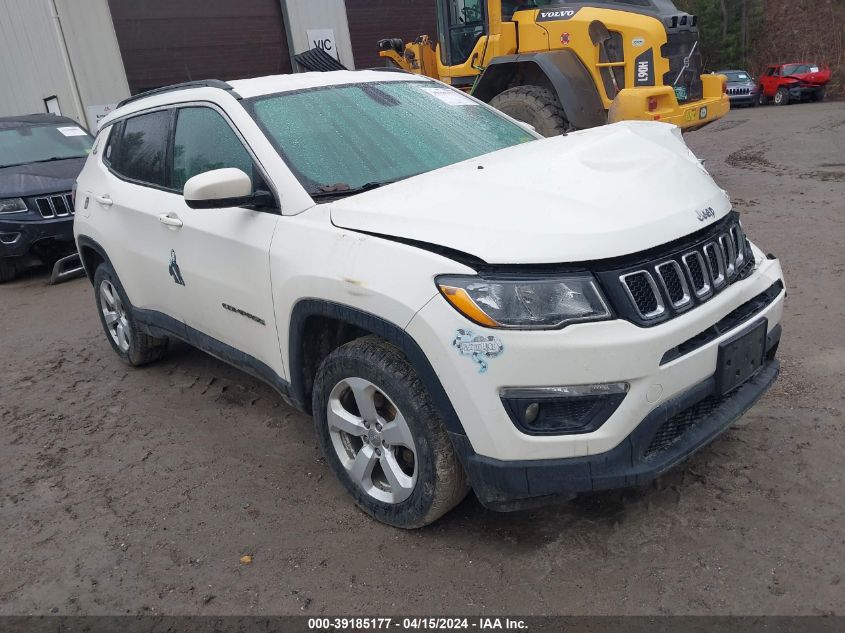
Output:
[0, 0, 435, 129]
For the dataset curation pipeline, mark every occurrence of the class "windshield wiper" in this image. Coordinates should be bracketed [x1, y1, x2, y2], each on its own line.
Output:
[0, 156, 80, 169]
[310, 180, 397, 200]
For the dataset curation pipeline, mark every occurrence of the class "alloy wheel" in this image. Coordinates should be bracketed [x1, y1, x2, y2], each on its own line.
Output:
[326, 377, 417, 504]
[99, 279, 130, 353]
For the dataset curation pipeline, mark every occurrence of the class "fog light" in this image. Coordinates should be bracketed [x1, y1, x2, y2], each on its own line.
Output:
[0, 232, 21, 244]
[500, 383, 629, 436]
[524, 402, 540, 425]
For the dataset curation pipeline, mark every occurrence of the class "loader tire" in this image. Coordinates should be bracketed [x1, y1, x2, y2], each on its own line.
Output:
[489, 86, 572, 137]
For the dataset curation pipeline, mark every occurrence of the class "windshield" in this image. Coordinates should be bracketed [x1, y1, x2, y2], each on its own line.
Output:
[247, 80, 536, 197]
[723, 71, 750, 82]
[0, 123, 93, 168]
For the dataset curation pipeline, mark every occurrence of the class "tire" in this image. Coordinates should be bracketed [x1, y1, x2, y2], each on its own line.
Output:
[774, 87, 790, 106]
[93, 262, 168, 366]
[0, 258, 19, 283]
[813, 88, 826, 102]
[758, 91, 770, 106]
[489, 85, 572, 137]
[312, 336, 469, 528]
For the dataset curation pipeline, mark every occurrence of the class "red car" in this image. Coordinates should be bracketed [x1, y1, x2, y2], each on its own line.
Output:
[759, 63, 831, 105]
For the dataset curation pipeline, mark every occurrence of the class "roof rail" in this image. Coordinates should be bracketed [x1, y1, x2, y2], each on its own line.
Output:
[117, 80, 241, 109]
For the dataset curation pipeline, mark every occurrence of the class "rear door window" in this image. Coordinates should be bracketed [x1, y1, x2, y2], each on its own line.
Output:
[109, 110, 170, 187]
[171, 107, 255, 192]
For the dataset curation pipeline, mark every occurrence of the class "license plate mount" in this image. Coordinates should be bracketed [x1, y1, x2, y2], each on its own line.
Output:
[716, 320, 767, 395]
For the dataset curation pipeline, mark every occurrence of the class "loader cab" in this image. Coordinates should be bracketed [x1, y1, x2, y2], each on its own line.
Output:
[437, 0, 488, 66]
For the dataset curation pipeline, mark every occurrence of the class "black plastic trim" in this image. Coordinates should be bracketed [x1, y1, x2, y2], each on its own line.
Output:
[288, 300, 468, 440]
[661, 281, 784, 364]
[132, 308, 292, 399]
[117, 80, 242, 109]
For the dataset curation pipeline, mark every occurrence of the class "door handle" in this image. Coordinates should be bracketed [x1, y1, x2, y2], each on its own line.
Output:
[158, 213, 183, 229]
[95, 194, 113, 206]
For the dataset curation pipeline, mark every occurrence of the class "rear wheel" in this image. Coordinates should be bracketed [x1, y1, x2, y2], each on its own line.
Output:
[812, 87, 826, 102]
[0, 258, 19, 283]
[489, 85, 572, 137]
[312, 336, 469, 528]
[774, 87, 790, 106]
[93, 262, 168, 366]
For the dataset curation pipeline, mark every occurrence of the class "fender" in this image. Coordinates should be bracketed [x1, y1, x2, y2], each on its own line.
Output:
[472, 50, 607, 130]
[288, 299, 468, 441]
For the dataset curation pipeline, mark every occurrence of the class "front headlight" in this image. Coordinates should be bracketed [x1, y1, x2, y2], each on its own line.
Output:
[436, 274, 612, 329]
[0, 198, 27, 214]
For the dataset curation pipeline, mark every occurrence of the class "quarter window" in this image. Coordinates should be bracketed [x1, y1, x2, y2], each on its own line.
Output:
[110, 111, 170, 187]
[172, 107, 255, 192]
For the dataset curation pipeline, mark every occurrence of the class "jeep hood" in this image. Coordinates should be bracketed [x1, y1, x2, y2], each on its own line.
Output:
[0, 156, 86, 198]
[329, 121, 732, 265]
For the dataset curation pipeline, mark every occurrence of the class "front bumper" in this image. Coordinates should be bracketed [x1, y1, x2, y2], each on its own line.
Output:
[789, 85, 825, 100]
[728, 93, 758, 106]
[608, 74, 730, 131]
[0, 214, 75, 260]
[455, 349, 779, 511]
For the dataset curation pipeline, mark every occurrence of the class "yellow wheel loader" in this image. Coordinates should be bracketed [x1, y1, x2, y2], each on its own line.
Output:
[378, 0, 729, 135]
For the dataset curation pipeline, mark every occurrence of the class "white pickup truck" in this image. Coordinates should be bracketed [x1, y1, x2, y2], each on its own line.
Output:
[74, 70, 785, 528]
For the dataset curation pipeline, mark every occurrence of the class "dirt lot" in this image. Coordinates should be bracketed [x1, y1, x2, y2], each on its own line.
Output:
[2, 102, 844, 617]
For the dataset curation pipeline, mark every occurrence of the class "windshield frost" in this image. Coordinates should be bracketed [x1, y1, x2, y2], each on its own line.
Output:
[248, 81, 535, 196]
[0, 124, 93, 168]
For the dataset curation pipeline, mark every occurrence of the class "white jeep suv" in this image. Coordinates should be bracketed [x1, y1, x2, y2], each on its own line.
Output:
[74, 71, 785, 528]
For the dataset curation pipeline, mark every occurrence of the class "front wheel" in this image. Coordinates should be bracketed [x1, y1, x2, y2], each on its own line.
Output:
[312, 336, 469, 528]
[93, 262, 168, 366]
[774, 87, 790, 106]
[489, 85, 572, 137]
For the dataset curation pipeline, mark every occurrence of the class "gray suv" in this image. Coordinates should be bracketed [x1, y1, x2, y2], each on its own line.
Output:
[718, 70, 759, 108]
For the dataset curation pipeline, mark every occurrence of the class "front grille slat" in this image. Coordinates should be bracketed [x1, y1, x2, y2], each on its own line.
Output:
[620, 271, 665, 320]
[33, 191, 73, 219]
[704, 241, 727, 288]
[656, 260, 691, 309]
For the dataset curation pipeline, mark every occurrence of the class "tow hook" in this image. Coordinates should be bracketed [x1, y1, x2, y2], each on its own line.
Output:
[50, 253, 85, 285]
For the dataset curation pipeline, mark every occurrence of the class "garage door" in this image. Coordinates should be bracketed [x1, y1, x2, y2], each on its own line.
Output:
[108, 0, 292, 95]
[345, 0, 437, 70]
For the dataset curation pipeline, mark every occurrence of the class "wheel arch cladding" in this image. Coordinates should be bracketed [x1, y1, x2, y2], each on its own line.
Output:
[473, 51, 607, 130]
[76, 236, 110, 284]
[288, 300, 468, 439]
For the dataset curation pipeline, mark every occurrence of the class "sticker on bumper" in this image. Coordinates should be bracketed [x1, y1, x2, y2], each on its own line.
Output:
[452, 329, 503, 374]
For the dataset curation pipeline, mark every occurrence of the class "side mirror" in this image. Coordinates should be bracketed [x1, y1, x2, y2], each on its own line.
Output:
[183, 168, 273, 210]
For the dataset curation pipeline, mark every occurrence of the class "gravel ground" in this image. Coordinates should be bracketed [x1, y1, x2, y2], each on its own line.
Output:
[1, 101, 843, 616]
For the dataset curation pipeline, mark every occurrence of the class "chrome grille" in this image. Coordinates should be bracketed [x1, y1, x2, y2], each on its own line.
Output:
[727, 87, 751, 96]
[34, 192, 74, 219]
[614, 218, 754, 325]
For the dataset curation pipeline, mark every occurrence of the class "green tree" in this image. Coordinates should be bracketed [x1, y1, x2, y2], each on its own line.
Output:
[675, 0, 765, 70]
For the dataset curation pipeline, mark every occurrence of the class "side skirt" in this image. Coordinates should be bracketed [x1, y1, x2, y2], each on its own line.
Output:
[133, 307, 295, 405]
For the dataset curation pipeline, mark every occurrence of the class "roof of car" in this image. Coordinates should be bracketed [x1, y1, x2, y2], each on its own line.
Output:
[0, 113, 82, 130]
[100, 70, 430, 128]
